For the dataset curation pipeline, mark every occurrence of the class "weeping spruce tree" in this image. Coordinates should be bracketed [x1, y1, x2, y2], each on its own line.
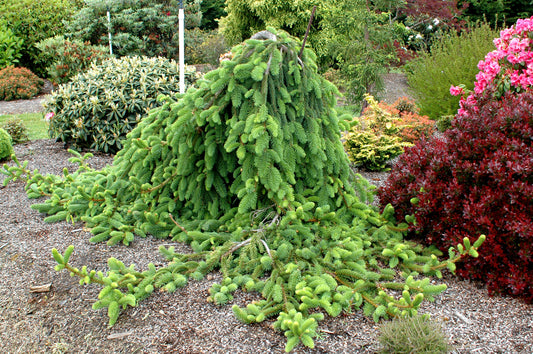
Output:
[3, 28, 483, 352]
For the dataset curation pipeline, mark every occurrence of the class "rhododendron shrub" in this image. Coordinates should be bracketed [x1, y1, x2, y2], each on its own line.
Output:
[451, 16, 533, 115]
[378, 91, 533, 302]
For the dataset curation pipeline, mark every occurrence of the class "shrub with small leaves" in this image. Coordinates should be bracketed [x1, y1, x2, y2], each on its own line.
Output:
[36, 35, 111, 85]
[45, 56, 197, 153]
[1, 118, 29, 144]
[379, 91, 533, 302]
[343, 95, 411, 171]
[378, 315, 452, 354]
[0, 127, 14, 161]
[0, 66, 43, 101]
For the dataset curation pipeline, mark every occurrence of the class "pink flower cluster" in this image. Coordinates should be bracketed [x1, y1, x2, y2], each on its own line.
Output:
[477, 17, 533, 94]
[454, 17, 533, 116]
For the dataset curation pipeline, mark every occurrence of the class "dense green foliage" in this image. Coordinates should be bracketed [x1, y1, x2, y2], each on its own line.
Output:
[220, 0, 317, 45]
[200, 0, 227, 30]
[36, 36, 111, 85]
[2, 30, 483, 352]
[0, 0, 75, 76]
[64, 0, 201, 59]
[45, 56, 196, 153]
[1, 118, 29, 144]
[0, 26, 24, 69]
[460, 0, 533, 27]
[319, 1, 403, 103]
[405, 22, 499, 120]
[0, 66, 43, 101]
[0, 127, 14, 160]
[220, 0, 406, 103]
[378, 315, 452, 353]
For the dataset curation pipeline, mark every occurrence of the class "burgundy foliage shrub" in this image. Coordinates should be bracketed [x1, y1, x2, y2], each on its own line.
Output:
[378, 91, 533, 302]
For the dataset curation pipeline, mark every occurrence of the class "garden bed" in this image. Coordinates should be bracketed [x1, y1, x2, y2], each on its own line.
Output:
[0, 139, 531, 353]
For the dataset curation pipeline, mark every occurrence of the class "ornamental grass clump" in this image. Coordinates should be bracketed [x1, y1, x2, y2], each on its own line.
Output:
[379, 18, 533, 302]
[377, 315, 452, 354]
[0, 66, 43, 101]
[2, 29, 484, 352]
[45, 56, 197, 153]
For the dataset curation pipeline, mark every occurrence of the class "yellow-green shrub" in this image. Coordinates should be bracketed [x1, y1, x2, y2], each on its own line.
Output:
[343, 95, 411, 171]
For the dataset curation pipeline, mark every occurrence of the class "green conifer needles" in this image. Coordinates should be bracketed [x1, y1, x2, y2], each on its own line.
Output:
[2, 29, 485, 352]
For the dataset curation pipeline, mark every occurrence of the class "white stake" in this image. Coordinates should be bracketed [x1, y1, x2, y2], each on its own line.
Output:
[107, 7, 113, 56]
[179, 6, 185, 94]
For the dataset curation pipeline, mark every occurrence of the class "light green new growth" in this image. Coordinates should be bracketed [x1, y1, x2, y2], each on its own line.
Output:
[1, 28, 485, 352]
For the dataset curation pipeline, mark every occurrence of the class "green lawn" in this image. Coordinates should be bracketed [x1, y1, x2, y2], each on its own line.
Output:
[0, 112, 48, 140]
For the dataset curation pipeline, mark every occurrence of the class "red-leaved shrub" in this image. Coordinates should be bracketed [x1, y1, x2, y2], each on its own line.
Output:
[378, 91, 533, 302]
[0, 66, 43, 101]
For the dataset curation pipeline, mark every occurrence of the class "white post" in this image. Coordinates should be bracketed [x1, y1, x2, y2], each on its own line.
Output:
[107, 8, 113, 56]
[178, 6, 185, 94]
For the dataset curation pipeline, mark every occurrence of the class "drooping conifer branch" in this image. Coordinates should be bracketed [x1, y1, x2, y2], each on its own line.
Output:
[2, 28, 486, 352]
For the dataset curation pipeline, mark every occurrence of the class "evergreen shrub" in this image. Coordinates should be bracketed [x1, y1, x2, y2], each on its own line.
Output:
[378, 91, 533, 302]
[36, 36, 111, 85]
[45, 56, 197, 153]
[65, 0, 201, 59]
[406, 22, 499, 119]
[378, 315, 452, 354]
[0, 0, 75, 76]
[0, 127, 14, 160]
[1, 118, 29, 144]
[0, 26, 24, 69]
[0, 66, 43, 101]
[2, 29, 484, 352]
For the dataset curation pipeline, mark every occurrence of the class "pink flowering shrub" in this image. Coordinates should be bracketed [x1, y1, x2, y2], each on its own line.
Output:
[451, 16, 533, 114]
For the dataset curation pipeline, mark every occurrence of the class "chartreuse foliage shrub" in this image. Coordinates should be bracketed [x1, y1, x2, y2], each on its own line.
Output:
[406, 22, 499, 120]
[0, 26, 24, 69]
[2, 29, 484, 352]
[0, 127, 14, 160]
[381, 17, 533, 302]
[36, 36, 111, 85]
[45, 56, 196, 153]
[343, 95, 412, 171]
[0, 0, 75, 76]
[0, 66, 43, 101]
[378, 315, 452, 354]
